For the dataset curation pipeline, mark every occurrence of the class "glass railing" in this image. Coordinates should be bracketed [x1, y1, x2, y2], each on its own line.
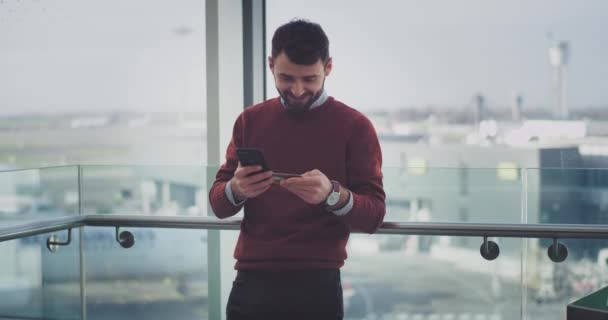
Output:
[83, 227, 209, 320]
[0, 165, 80, 227]
[2, 166, 608, 320]
[524, 168, 608, 320]
[0, 229, 81, 320]
[79, 165, 208, 216]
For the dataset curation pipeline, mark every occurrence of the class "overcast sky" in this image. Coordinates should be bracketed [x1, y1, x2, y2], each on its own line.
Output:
[1, 0, 607, 116]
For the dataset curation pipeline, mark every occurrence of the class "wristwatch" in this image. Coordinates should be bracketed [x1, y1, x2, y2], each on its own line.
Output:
[325, 180, 341, 207]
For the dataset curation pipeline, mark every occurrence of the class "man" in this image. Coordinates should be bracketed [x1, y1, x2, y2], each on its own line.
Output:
[209, 19, 385, 319]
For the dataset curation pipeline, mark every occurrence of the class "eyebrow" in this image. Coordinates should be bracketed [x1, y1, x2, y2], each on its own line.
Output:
[278, 73, 320, 80]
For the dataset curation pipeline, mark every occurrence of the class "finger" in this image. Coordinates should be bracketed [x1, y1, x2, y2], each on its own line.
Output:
[243, 175, 273, 191]
[294, 177, 321, 186]
[281, 184, 303, 196]
[302, 169, 321, 177]
[249, 182, 272, 197]
[281, 183, 315, 197]
[292, 186, 320, 198]
[280, 179, 310, 190]
[288, 188, 316, 203]
[235, 165, 263, 177]
[279, 178, 297, 188]
[244, 171, 273, 185]
[253, 180, 273, 191]
[244, 165, 264, 173]
[281, 177, 320, 187]
[251, 177, 273, 189]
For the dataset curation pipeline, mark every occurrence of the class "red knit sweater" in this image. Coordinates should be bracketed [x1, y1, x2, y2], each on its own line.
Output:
[208, 97, 385, 270]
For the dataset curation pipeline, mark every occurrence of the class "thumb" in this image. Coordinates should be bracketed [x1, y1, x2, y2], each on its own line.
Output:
[302, 169, 318, 177]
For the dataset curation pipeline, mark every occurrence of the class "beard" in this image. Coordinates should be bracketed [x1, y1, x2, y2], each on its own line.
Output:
[277, 80, 325, 114]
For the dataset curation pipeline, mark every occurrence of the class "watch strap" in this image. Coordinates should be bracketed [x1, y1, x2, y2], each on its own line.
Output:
[324, 180, 341, 207]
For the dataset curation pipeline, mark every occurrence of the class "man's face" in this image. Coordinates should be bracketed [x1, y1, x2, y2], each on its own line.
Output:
[269, 52, 332, 112]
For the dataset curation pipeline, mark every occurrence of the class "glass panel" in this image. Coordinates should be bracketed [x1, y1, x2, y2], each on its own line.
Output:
[7, 164, 608, 320]
[381, 166, 524, 257]
[344, 235, 521, 319]
[384, 166, 523, 224]
[84, 227, 208, 320]
[0, 166, 79, 227]
[213, 166, 525, 318]
[526, 168, 608, 225]
[0, 229, 82, 320]
[524, 168, 608, 320]
[80, 165, 207, 216]
[77, 164, 216, 318]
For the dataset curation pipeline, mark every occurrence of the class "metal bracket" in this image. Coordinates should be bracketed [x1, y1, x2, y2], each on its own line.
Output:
[115, 227, 135, 249]
[480, 236, 500, 261]
[46, 228, 72, 253]
[548, 238, 568, 263]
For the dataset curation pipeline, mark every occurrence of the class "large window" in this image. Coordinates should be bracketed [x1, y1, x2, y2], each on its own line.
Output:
[266, 0, 608, 167]
[265, 2, 608, 319]
[1, 3, 209, 319]
[0, 0, 206, 167]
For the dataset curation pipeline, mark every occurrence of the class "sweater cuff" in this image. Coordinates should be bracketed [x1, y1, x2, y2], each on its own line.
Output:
[225, 180, 247, 207]
[331, 190, 353, 216]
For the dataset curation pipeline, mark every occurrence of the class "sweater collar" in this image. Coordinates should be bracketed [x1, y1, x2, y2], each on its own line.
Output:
[280, 89, 328, 111]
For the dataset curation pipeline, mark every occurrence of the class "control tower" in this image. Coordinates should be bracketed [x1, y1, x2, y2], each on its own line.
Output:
[548, 40, 569, 119]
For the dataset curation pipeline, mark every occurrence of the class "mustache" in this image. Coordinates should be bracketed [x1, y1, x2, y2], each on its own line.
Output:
[276, 79, 325, 113]
[284, 92, 313, 100]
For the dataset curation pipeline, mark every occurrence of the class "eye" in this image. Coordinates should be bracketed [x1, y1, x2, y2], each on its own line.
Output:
[303, 77, 317, 82]
[279, 75, 294, 82]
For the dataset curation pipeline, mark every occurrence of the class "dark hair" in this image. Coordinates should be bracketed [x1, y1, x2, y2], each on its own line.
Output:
[271, 19, 329, 65]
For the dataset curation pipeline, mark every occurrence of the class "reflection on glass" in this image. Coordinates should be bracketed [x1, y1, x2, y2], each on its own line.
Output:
[342, 235, 521, 319]
[0, 230, 81, 319]
[0, 166, 79, 227]
[524, 237, 608, 320]
[80, 166, 207, 216]
[6, 165, 608, 319]
[524, 168, 608, 320]
[383, 166, 522, 224]
[84, 227, 209, 320]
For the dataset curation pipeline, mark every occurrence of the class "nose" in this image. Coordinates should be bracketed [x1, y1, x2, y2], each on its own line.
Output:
[290, 81, 305, 98]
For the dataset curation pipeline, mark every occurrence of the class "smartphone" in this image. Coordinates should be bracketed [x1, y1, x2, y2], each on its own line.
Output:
[235, 148, 270, 173]
[235, 148, 301, 183]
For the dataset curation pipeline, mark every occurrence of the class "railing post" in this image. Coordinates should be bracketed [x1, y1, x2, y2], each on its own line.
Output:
[520, 167, 528, 320]
[78, 165, 87, 320]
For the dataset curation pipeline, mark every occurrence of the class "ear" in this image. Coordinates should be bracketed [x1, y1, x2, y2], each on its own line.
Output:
[324, 57, 333, 76]
[268, 56, 274, 72]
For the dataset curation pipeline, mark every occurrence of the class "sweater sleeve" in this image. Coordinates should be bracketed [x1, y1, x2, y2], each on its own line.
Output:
[208, 114, 245, 219]
[341, 115, 386, 233]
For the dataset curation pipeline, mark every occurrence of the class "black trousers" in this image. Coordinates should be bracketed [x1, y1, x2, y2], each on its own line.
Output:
[226, 269, 344, 320]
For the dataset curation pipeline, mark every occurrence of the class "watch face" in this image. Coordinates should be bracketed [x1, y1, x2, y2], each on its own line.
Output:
[327, 191, 340, 206]
[325, 180, 340, 207]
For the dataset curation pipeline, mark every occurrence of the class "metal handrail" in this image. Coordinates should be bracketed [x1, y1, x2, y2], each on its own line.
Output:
[3, 214, 608, 261]
[2, 214, 608, 242]
[378, 221, 608, 238]
[0, 216, 85, 243]
[85, 215, 242, 230]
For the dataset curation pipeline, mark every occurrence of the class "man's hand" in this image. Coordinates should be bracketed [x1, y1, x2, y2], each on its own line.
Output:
[279, 169, 333, 205]
[230, 163, 274, 202]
